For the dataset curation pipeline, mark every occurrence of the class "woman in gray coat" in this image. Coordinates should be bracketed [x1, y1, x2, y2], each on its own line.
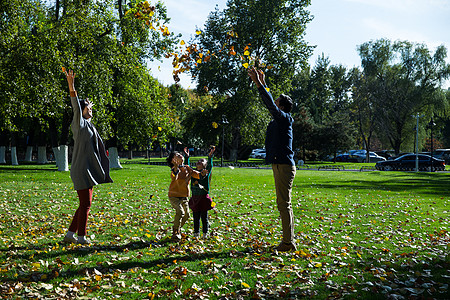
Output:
[63, 69, 113, 244]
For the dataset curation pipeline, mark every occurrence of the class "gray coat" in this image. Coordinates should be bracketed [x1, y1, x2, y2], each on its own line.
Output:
[70, 96, 113, 190]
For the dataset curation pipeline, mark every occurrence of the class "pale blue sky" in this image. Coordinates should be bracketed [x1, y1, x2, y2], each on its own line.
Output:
[148, 0, 450, 89]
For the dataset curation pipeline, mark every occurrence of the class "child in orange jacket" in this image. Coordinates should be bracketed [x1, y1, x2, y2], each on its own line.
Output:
[166, 148, 207, 241]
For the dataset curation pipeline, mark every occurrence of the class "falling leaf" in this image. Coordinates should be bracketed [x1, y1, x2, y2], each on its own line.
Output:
[196, 30, 202, 35]
[61, 66, 66, 73]
[212, 122, 218, 129]
[244, 50, 250, 56]
[180, 40, 185, 45]
[158, 127, 162, 131]
[243, 63, 249, 69]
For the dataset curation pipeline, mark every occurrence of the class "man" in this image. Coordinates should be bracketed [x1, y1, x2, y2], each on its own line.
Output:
[248, 67, 297, 252]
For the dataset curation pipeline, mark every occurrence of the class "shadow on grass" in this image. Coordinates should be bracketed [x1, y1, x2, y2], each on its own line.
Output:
[0, 239, 251, 283]
[0, 165, 58, 172]
[308, 172, 450, 198]
[1, 239, 448, 299]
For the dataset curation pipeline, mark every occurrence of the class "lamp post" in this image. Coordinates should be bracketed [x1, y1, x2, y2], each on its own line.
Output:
[221, 115, 229, 167]
[415, 113, 419, 172]
[428, 117, 436, 171]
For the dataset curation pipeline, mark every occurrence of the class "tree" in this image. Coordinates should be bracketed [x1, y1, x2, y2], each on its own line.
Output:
[188, 0, 313, 160]
[0, 0, 178, 168]
[357, 39, 450, 154]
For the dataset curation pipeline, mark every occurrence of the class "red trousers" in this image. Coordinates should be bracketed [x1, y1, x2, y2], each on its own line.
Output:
[68, 187, 93, 236]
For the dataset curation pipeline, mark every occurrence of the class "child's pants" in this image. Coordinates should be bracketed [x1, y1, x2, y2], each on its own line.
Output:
[193, 211, 208, 234]
[69, 187, 93, 236]
[169, 197, 190, 233]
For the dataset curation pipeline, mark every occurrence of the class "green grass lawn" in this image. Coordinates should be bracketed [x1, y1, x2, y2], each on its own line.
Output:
[0, 161, 449, 299]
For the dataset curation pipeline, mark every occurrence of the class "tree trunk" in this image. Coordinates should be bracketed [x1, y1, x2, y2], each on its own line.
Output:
[11, 147, 18, 165]
[48, 113, 71, 171]
[108, 147, 123, 169]
[11, 133, 18, 165]
[0, 131, 6, 163]
[57, 145, 69, 171]
[38, 146, 48, 164]
[24, 146, 33, 162]
[229, 127, 241, 162]
[0, 146, 5, 164]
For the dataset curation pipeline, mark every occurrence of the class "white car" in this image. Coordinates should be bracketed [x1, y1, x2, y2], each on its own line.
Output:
[350, 150, 386, 163]
[250, 148, 266, 159]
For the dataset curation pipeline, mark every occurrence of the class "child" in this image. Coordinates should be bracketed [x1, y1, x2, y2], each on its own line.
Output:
[166, 148, 206, 242]
[189, 146, 216, 239]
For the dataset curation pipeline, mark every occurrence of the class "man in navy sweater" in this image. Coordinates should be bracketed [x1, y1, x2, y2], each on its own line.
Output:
[248, 67, 297, 252]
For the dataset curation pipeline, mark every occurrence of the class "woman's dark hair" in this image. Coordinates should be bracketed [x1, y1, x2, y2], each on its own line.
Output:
[279, 94, 293, 113]
[79, 98, 91, 111]
[166, 152, 179, 168]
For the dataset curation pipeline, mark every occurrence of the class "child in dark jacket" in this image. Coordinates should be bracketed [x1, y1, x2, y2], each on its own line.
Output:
[189, 146, 215, 238]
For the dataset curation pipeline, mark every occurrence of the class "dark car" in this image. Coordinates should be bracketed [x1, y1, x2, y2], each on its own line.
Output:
[375, 154, 445, 171]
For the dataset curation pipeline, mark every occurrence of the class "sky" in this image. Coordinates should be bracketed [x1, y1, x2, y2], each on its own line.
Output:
[147, 0, 450, 89]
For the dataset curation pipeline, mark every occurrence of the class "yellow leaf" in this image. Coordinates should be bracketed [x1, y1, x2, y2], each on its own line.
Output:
[241, 282, 250, 288]
[158, 127, 162, 131]
[32, 262, 40, 268]
[243, 63, 249, 69]
[95, 275, 102, 281]
[244, 50, 250, 56]
[212, 122, 218, 129]
[265, 87, 270, 92]
[196, 30, 202, 35]
[314, 262, 322, 268]
[211, 201, 216, 207]
[61, 66, 66, 73]
[197, 58, 202, 64]
[180, 40, 185, 45]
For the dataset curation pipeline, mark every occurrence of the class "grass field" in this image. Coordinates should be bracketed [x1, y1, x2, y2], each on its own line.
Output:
[0, 160, 449, 299]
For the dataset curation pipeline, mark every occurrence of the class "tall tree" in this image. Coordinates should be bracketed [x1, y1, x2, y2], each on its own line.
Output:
[189, 0, 313, 160]
[358, 39, 450, 154]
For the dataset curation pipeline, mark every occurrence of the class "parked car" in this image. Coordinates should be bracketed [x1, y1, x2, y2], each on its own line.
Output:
[432, 149, 450, 164]
[349, 150, 386, 163]
[375, 150, 395, 160]
[250, 148, 266, 159]
[375, 154, 445, 171]
[334, 153, 351, 162]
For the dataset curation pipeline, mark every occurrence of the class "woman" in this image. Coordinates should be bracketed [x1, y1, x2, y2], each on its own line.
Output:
[63, 69, 113, 244]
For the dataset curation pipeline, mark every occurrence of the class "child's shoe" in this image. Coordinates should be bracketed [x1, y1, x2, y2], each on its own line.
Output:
[171, 230, 181, 242]
[202, 232, 209, 239]
[77, 236, 91, 245]
[63, 231, 77, 244]
[193, 232, 200, 238]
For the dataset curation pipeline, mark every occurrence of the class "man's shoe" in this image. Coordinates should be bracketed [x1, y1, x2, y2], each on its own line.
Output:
[275, 242, 297, 252]
[63, 235, 77, 244]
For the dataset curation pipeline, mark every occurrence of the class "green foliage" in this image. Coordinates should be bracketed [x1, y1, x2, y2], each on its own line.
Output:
[357, 39, 450, 153]
[0, 0, 178, 150]
[187, 0, 313, 149]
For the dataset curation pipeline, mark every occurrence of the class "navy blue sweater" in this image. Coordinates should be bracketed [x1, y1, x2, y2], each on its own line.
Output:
[258, 86, 295, 166]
